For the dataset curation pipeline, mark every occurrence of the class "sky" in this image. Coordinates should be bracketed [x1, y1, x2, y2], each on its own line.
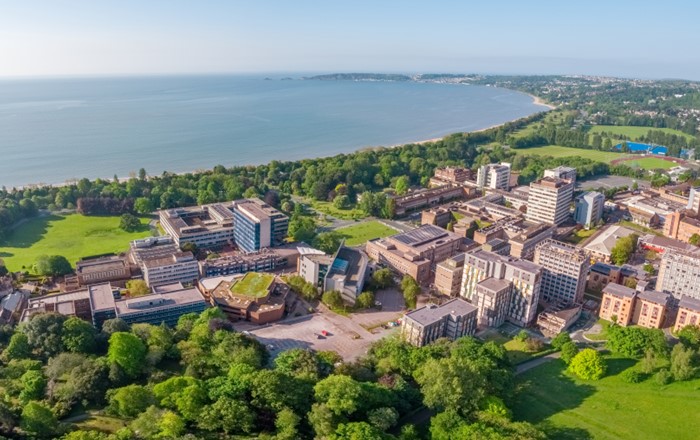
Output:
[1, 0, 699, 80]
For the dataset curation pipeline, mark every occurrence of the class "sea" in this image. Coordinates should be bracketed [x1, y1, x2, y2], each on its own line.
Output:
[0, 75, 549, 188]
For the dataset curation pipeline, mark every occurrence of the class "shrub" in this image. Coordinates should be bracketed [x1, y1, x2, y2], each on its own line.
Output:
[322, 291, 343, 309]
[515, 330, 529, 342]
[560, 342, 579, 365]
[525, 337, 544, 352]
[568, 348, 606, 380]
[655, 368, 673, 385]
[551, 332, 572, 350]
[620, 369, 645, 383]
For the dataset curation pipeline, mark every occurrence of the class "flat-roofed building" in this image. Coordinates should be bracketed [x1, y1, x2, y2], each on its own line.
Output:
[392, 185, 473, 216]
[482, 238, 510, 256]
[664, 211, 700, 243]
[574, 191, 605, 229]
[544, 166, 576, 184]
[200, 245, 300, 278]
[324, 247, 369, 305]
[401, 298, 477, 347]
[587, 262, 637, 292]
[21, 289, 95, 323]
[130, 236, 181, 265]
[0, 290, 29, 324]
[434, 253, 465, 297]
[476, 163, 511, 190]
[473, 277, 512, 327]
[600, 283, 636, 326]
[656, 247, 700, 301]
[114, 283, 207, 326]
[70, 255, 131, 287]
[159, 202, 236, 249]
[633, 290, 670, 329]
[233, 198, 289, 253]
[209, 273, 289, 324]
[674, 295, 700, 332]
[142, 252, 200, 287]
[583, 225, 637, 263]
[534, 239, 589, 306]
[366, 224, 464, 284]
[527, 177, 574, 225]
[431, 166, 473, 185]
[421, 207, 453, 228]
[504, 221, 555, 260]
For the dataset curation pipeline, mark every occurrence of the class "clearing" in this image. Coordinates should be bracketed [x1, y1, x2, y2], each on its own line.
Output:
[0, 214, 151, 272]
[513, 145, 631, 163]
[513, 357, 700, 440]
[589, 125, 695, 142]
[337, 221, 398, 246]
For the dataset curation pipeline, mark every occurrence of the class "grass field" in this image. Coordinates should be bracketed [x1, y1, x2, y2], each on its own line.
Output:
[513, 145, 630, 163]
[562, 228, 598, 245]
[589, 125, 695, 141]
[0, 214, 151, 272]
[513, 358, 700, 440]
[511, 110, 575, 138]
[307, 199, 367, 220]
[622, 157, 676, 170]
[230, 272, 275, 298]
[337, 221, 398, 246]
[480, 331, 551, 364]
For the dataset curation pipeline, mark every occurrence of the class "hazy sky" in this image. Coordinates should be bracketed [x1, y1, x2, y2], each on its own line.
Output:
[2, 0, 699, 79]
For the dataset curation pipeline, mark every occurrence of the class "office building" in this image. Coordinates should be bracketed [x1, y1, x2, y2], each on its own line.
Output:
[674, 295, 700, 332]
[526, 176, 574, 225]
[299, 245, 370, 305]
[130, 236, 181, 265]
[200, 245, 300, 278]
[142, 252, 200, 287]
[534, 239, 589, 306]
[233, 198, 289, 253]
[574, 191, 604, 228]
[209, 273, 289, 324]
[401, 298, 477, 347]
[476, 163, 511, 190]
[460, 249, 542, 326]
[366, 224, 464, 284]
[656, 248, 700, 301]
[70, 255, 131, 287]
[159, 202, 236, 249]
[434, 253, 466, 297]
[544, 166, 577, 184]
[431, 166, 473, 185]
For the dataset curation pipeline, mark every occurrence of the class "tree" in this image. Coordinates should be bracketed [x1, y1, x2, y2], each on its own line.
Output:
[400, 275, 420, 309]
[198, 397, 255, 434]
[332, 422, 386, 440]
[678, 325, 700, 349]
[107, 332, 147, 378]
[415, 355, 487, 416]
[568, 348, 606, 380]
[643, 263, 655, 275]
[670, 343, 696, 381]
[180, 241, 198, 254]
[133, 197, 154, 214]
[19, 370, 47, 402]
[35, 255, 72, 276]
[101, 318, 129, 335]
[356, 291, 375, 309]
[560, 342, 579, 365]
[20, 401, 59, 437]
[62, 317, 98, 354]
[274, 407, 301, 440]
[367, 407, 399, 431]
[274, 349, 321, 380]
[395, 176, 410, 195]
[314, 374, 363, 416]
[550, 332, 572, 350]
[119, 213, 141, 232]
[690, 233, 700, 246]
[313, 231, 343, 254]
[23, 312, 67, 358]
[126, 279, 150, 297]
[371, 268, 394, 289]
[607, 326, 667, 358]
[333, 194, 351, 210]
[107, 385, 154, 418]
[610, 234, 638, 266]
[3, 332, 31, 360]
[288, 214, 317, 242]
[322, 290, 344, 309]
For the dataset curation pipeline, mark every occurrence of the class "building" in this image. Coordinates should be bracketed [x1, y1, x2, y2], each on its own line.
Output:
[299, 245, 370, 305]
[476, 163, 511, 190]
[574, 191, 604, 228]
[232, 198, 289, 253]
[686, 186, 700, 215]
[544, 166, 577, 184]
[392, 185, 473, 217]
[65, 255, 132, 288]
[674, 295, 700, 332]
[366, 224, 464, 284]
[159, 202, 236, 249]
[472, 277, 512, 327]
[209, 273, 290, 324]
[633, 290, 669, 329]
[0, 290, 29, 324]
[534, 239, 589, 306]
[537, 304, 582, 336]
[583, 225, 638, 263]
[401, 298, 477, 347]
[656, 247, 700, 300]
[623, 195, 684, 228]
[586, 262, 637, 293]
[421, 207, 453, 228]
[599, 283, 637, 326]
[663, 211, 700, 243]
[482, 238, 510, 256]
[431, 166, 473, 185]
[526, 176, 574, 225]
[472, 217, 554, 260]
[142, 252, 200, 287]
[434, 253, 466, 296]
[199, 245, 301, 278]
[460, 249, 543, 326]
[130, 236, 181, 266]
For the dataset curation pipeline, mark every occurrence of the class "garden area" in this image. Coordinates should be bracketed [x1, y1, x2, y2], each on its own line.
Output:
[336, 221, 398, 247]
[0, 214, 151, 272]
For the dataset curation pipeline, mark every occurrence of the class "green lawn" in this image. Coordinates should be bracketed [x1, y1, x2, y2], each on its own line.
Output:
[562, 228, 598, 245]
[230, 272, 275, 298]
[513, 145, 630, 163]
[513, 358, 700, 440]
[623, 157, 676, 170]
[307, 199, 367, 220]
[0, 214, 151, 272]
[511, 110, 575, 138]
[480, 330, 551, 364]
[589, 125, 695, 141]
[336, 221, 398, 246]
[584, 319, 611, 341]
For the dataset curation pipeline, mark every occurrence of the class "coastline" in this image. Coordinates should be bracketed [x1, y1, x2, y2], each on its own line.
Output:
[9, 90, 555, 190]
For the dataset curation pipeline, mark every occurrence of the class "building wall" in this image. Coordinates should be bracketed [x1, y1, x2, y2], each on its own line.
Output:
[527, 180, 573, 225]
[674, 306, 700, 332]
[574, 192, 604, 228]
[435, 264, 463, 296]
[599, 293, 635, 326]
[473, 285, 511, 327]
[534, 243, 589, 306]
[119, 301, 208, 327]
[656, 251, 700, 300]
[633, 299, 666, 329]
[144, 260, 200, 287]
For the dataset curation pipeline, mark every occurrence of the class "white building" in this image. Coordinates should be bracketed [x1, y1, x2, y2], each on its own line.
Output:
[534, 239, 590, 306]
[142, 251, 200, 287]
[526, 177, 574, 225]
[476, 163, 511, 190]
[574, 191, 605, 229]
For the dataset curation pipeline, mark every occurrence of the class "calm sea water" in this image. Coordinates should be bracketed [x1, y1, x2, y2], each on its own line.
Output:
[0, 75, 548, 187]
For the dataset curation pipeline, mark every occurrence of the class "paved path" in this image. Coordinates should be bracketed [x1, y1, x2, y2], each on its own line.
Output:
[515, 352, 561, 375]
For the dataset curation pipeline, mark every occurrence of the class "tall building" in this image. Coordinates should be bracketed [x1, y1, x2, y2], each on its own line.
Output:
[544, 166, 577, 185]
[300, 245, 370, 305]
[526, 176, 574, 225]
[460, 249, 542, 326]
[159, 202, 236, 249]
[534, 239, 589, 306]
[476, 163, 511, 190]
[686, 186, 700, 215]
[434, 253, 466, 297]
[401, 298, 477, 347]
[233, 199, 289, 253]
[574, 191, 604, 228]
[656, 248, 700, 301]
[142, 251, 200, 287]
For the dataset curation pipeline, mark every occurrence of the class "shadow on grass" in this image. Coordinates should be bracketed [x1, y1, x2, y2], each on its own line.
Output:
[540, 423, 593, 440]
[605, 357, 637, 377]
[2, 215, 64, 248]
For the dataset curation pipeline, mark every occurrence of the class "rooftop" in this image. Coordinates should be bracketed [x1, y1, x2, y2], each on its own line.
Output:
[229, 272, 275, 298]
[142, 251, 196, 269]
[404, 298, 476, 326]
[637, 290, 670, 305]
[477, 277, 511, 293]
[603, 283, 636, 299]
[584, 225, 637, 257]
[115, 283, 205, 316]
[76, 255, 127, 274]
[391, 224, 449, 247]
[679, 295, 700, 312]
[88, 283, 117, 312]
[590, 262, 637, 277]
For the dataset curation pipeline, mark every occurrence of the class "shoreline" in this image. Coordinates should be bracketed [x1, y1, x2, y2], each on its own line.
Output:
[9, 91, 555, 190]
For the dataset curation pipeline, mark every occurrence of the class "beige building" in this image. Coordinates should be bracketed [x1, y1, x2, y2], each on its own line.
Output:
[142, 251, 200, 287]
[674, 295, 700, 332]
[472, 277, 512, 327]
[526, 176, 574, 225]
[583, 225, 637, 263]
[434, 254, 465, 297]
[534, 239, 589, 306]
[209, 273, 289, 325]
[366, 225, 464, 284]
[421, 207, 453, 228]
[599, 283, 636, 326]
[401, 298, 477, 347]
[633, 290, 669, 329]
[431, 166, 473, 185]
[599, 283, 670, 329]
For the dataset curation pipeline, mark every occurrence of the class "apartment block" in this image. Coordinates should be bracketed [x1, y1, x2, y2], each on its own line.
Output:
[674, 295, 700, 332]
[534, 239, 589, 306]
[434, 253, 466, 296]
[476, 163, 511, 190]
[233, 198, 289, 253]
[366, 224, 464, 284]
[663, 211, 700, 243]
[472, 277, 512, 327]
[401, 298, 477, 347]
[600, 283, 670, 329]
[633, 290, 670, 329]
[599, 283, 637, 325]
[526, 176, 574, 225]
[142, 251, 200, 287]
[656, 248, 700, 301]
[574, 191, 604, 228]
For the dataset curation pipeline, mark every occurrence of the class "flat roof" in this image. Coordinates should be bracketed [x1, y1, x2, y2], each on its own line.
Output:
[405, 298, 476, 326]
[88, 283, 116, 312]
[477, 277, 511, 293]
[391, 224, 449, 247]
[229, 272, 275, 298]
[679, 295, 700, 312]
[637, 290, 669, 305]
[76, 256, 126, 274]
[603, 283, 636, 299]
[115, 284, 205, 316]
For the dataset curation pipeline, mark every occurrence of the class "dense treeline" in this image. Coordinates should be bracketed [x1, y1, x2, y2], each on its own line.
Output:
[0, 309, 543, 439]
